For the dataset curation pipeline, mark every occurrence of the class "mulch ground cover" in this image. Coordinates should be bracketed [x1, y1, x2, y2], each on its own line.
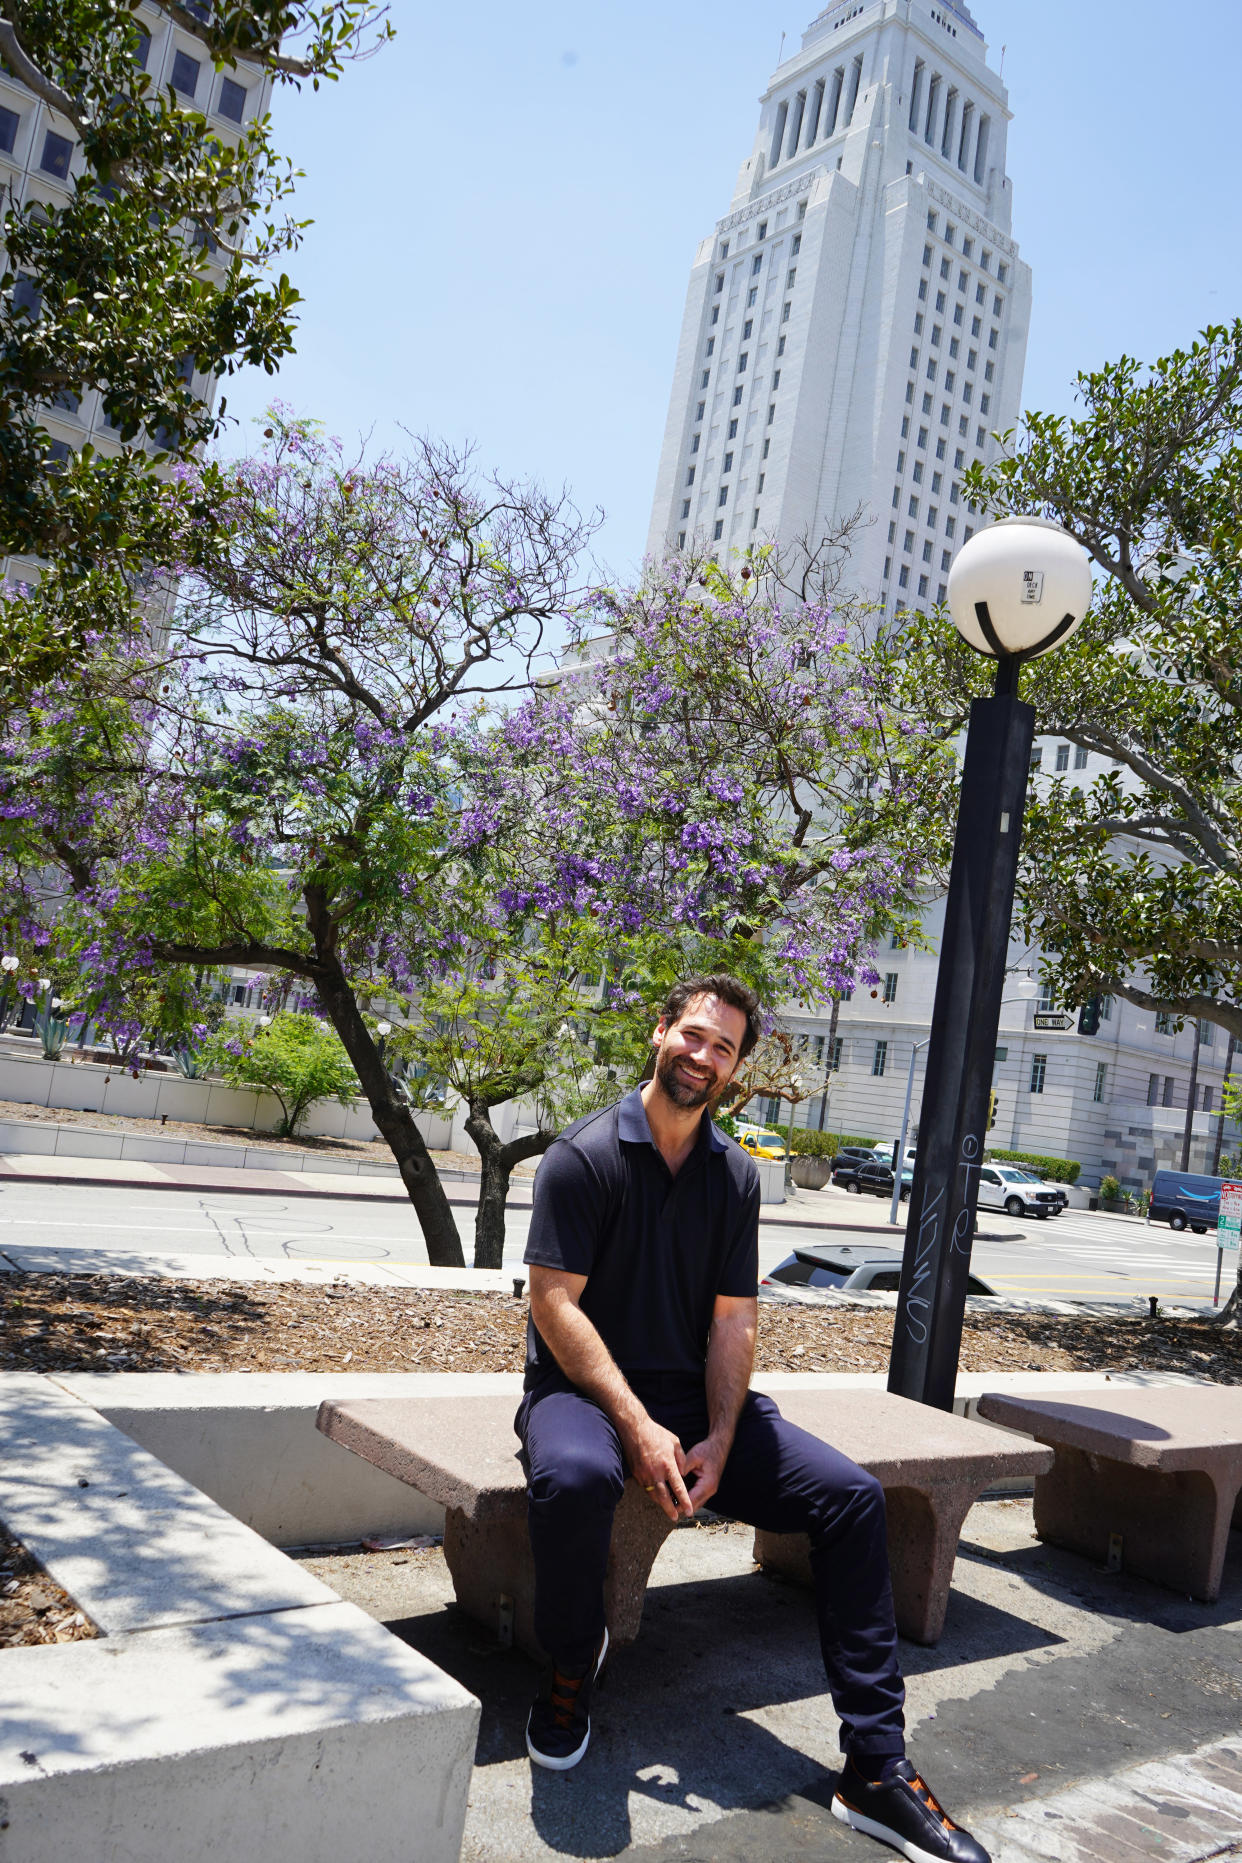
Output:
[0, 1523, 97, 1652]
[2, 1273, 1240, 1381]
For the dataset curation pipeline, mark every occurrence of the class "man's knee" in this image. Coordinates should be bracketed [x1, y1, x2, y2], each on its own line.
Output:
[807, 1457, 887, 1540]
[529, 1441, 624, 1515]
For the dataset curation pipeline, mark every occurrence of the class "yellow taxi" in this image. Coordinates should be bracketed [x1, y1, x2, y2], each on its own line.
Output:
[735, 1125, 788, 1162]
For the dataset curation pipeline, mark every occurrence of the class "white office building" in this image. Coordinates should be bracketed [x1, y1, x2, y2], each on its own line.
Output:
[647, 0, 1031, 617]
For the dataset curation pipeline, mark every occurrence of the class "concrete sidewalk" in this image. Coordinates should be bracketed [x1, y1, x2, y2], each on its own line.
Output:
[298, 1483, 1242, 1863]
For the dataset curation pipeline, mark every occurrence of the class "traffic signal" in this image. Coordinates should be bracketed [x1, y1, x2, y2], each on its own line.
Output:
[987, 1089, 998, 1130]
[1078, 995, 1102, 1037]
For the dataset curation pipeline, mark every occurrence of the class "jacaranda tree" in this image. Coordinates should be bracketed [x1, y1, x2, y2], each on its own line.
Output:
[0, 418, 949, 1269]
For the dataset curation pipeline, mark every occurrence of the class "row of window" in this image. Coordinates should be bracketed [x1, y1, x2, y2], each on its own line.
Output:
[1146, 1073, 1216, 1111]
[769, 54, 864, 169]
[1030, 742, 1090, 773]
[926, 210, 1009, 284]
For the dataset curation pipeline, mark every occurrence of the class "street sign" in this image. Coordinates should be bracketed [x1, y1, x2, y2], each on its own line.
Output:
[1218, 1183, 1242, 1254]
[1032, 1012, 1074, 1031]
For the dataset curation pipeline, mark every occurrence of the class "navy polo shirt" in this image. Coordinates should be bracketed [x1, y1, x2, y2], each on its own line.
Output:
[522, 1087, 761, 1391]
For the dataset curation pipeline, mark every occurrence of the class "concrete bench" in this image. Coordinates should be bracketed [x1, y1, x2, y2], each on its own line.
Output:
[316, 1387, 1051, 1654]
[977, 1384, 1242, 1603]
[746, 1389, 1052, 1643]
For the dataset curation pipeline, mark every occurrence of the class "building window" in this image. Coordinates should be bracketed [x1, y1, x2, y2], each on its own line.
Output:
[912, 461, 923, 484]
[711, 306, 720, 325]
[727, 418, 738, 439]
[1036, 981, 1056, 1012]
[883, 972, 898, 1003]
[917, 573, 929, 597]
[690, 433, 700, 453]
[713, 519, 724, 540]
[696, 401, 705, 419]
[771, 369, 780, 388]
[1146, 1073, 1159, 1106]
[740, 322, 750, 341]
[872, 1041, 888, 1078]
[781, 300, 791, 322]
[918, 425, 929, 448]
[0, 105, 19, 154]
[705, 337, 715, 355]
[1074, 739, 1088, 769]
[752, 254, 763, 275]
[921, 539, 932, 562]
[715, 274, 724, 294]
[1100, 996, 1113, 1022]
[1155, 1011, 1174, 1035]
[791, 233, 801, 255]
[733, 387, 744, 406]
[908, 496, 919, 518]
[718, 486, 729, 506]
[768, 403, 776, 424]
[720, 241, 730, 258]
[787, 267, 797, 288]
[1203, 1086, 1214, 1112]
[40, 130, 73, 178]
[677, 531, 686, 548]
[1029, 747, 1042, 772]
[219, 76, 247, 121]
[171, 49, 201, 97]
[903, 530, 914, 553]
[723, 450, 733, 472]
[757, 472, 764, 492]
[752, 508, 760, 528]
[700, 370, 710, 389]
[898, 565, 909, 589]
[777, 335, 786, 356]
[1162, 1075, 1176, 1107]
[737, 353, 748, 372]
[918, 279, 928, 301]
[1055, 744, 1069, 771]
[681, 500, 690, 519]
[1197, 1017, 1214, 1047]
[763, 437, 770, 458]
[1093, 1062, 1108, 1103]
[998, 263, 1008, 283]
[685, 466, 695, 486]
[1029, 1054, 1047, 1095]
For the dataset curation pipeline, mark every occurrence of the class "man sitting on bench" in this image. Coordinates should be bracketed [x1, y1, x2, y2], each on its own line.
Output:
[517, 973, 990, 1863]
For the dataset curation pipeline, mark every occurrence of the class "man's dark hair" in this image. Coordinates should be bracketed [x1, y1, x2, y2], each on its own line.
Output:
[661, 974, 763, 1059]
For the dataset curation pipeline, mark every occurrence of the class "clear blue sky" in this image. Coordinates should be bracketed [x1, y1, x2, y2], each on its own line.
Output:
[223, 1, 1242, 582]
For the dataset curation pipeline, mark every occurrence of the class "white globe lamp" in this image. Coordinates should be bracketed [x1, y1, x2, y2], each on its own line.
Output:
[946, 515, 1093, 672]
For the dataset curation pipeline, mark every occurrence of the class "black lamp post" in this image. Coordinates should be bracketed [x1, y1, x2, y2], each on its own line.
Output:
[888, 516, 1094, 1411]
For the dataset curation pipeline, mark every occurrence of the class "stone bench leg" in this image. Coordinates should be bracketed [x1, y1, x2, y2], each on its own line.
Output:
[753, 1481, 981, 1646]
[442, 1483, 674, 1661]
[1033, 1448, 1240, 1604]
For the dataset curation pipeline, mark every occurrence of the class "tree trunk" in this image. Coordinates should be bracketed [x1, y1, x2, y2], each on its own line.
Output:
[464, 1100, 554, 1270]
[312, 948, 466, 1269]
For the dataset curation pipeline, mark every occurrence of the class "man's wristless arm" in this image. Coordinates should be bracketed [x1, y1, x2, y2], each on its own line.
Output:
[704, 1296, 758, 1458]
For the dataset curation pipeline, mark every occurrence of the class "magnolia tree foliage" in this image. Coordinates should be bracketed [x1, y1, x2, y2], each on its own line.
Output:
[202, 1010, 358, 1135]
[0, 419, 946, 1268]
[899, 322, 1242, 1042]
[0, 1, 392, 685]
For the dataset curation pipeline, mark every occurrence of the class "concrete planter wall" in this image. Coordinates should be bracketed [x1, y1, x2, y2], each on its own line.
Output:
[0, 1050, 453, 1151]
[790, 1157, 832, 1190]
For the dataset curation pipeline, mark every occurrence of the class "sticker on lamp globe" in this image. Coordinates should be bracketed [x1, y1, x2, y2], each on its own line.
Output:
[1020, 570, 1045, 604]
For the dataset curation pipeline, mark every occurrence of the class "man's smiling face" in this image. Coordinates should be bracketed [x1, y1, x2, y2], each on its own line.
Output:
[651, 992, 747, 1111]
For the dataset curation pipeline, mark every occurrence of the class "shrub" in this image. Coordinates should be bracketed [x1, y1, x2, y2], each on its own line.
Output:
[202, 1012, 359, 1137]
[713, 1109, 739, 1138]
[1099, 1174, 1122, 1201]
[987, 1148, 1081, 1185]
[789, 1130, 876, 1159]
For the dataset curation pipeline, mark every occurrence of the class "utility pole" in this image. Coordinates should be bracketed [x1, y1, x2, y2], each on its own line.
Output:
[1180, 1018, 1203, 1173]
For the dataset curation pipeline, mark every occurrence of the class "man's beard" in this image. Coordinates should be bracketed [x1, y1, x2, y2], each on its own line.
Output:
[654, 1045, 718, 1110]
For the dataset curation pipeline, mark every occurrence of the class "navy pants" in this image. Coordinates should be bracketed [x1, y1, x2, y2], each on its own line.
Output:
[515, 1376, 906, 1764]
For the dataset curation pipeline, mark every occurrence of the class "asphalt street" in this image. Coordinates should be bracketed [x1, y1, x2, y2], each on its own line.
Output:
[0, 1177, 1234, 1309]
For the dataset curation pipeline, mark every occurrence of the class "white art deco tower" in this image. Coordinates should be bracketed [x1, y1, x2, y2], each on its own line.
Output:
[647, 0, 1031, 610]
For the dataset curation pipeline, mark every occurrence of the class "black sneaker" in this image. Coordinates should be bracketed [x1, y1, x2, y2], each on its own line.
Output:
[525, 1627, 609, 1771]
[831, 1757, 990, 1863]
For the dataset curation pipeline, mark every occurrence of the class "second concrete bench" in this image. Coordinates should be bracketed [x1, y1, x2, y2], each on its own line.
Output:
[977, 1383, 1242, 1602]
[317, 1387, 1051, 1655]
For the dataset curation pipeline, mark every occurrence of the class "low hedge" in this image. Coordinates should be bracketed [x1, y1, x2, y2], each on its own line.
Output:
[987, 1148, 1081, 1185]
[789, 1130, 876, 1159]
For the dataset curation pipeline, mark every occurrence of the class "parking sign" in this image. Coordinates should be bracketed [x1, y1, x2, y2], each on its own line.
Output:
[1218, 1183, 1242, 1253]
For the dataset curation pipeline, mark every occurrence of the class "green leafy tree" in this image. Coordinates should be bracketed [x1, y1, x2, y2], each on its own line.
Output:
[202, 1009, 358, 1135]
[0, 0, 392, 684]
[899, 321, 1242, 1043]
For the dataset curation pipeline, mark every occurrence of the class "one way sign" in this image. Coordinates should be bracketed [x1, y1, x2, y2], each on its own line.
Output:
[1033, 1012, 1075, 1031]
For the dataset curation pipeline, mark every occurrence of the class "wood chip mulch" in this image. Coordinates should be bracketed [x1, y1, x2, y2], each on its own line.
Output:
[1, 1272, 1240, 1381]
[0, 1523, 98, 1652]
